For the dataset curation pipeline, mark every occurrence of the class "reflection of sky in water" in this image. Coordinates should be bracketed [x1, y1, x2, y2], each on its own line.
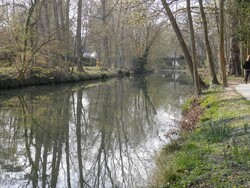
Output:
[0, 127, 166, 188]
[57, 107, 181, 188]
[0, 75, 193, 188]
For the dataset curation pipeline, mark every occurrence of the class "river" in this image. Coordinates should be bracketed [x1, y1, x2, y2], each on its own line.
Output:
[0, 73, 193, 188]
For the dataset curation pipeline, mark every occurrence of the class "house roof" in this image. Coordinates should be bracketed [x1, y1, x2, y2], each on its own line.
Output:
[83, 52, 97, 59]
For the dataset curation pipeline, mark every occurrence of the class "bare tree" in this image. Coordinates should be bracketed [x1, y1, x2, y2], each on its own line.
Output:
[187, 0, 201, 95]
[75, 0, 84, 72]
[65, 0, 71, 61]
[18, 0, 39, 79]
[160, 0, 194, 78]
[228, 2, 241, 77]
[43, 0, 51, 35]
[218, 0, 228, 87]
[53, 0, 61, 40]
[100, 0, 111, 68]
[199, 0, 220, 85]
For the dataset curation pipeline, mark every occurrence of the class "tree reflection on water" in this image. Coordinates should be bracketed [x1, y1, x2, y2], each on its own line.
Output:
[0, 74, 192, 188]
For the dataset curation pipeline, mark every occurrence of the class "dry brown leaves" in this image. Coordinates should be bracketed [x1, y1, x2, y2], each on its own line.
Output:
[180, 98, 203, 131]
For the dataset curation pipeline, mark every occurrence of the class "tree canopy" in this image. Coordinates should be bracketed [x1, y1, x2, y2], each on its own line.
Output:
[0, 0, 249, 89]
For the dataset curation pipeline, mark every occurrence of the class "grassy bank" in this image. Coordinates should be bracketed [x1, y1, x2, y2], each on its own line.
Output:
[152, 77, 250, 187]
[0, 66, 130, 89]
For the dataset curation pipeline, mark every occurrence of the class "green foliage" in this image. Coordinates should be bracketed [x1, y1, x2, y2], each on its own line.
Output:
[235, 0, 250, 41]
[162, 140, 182, 154]
[200, 92, 217, 108]
[0, 49, 16, 66]
[154, 138, 210, 188]
[29, 66, 53, 79]
[181, 95, 197, 113]
[199, 119, 232, 143]
[132, 57, 148, 74]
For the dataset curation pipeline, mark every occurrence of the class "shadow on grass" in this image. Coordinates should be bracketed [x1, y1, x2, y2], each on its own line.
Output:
[219, 97, 249, 104]
[196, 115, 250, 143]
[199, 119, 232, 143]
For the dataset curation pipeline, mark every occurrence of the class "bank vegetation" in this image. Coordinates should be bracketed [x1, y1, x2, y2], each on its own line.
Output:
[152, 77, 250, 187]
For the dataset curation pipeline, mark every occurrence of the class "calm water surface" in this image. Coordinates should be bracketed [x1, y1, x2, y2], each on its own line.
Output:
[0, 73, 193, 188]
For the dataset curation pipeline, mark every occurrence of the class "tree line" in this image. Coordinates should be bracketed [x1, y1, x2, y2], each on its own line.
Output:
[0, 0, 249, 93]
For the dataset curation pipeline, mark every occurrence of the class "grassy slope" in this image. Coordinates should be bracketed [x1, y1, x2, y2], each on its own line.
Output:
[152, 77, 250, 188]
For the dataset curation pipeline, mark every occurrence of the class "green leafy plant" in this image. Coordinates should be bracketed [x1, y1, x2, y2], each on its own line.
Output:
[200, 119, 232, 143]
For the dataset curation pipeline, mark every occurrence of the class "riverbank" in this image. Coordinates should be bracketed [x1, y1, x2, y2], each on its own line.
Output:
[152, 77, 250, 187]
[0, 66, 130, 89]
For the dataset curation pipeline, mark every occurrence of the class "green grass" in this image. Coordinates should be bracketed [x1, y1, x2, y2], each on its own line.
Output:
[152, 80, 250, 188]
[199, 119, 232, 143]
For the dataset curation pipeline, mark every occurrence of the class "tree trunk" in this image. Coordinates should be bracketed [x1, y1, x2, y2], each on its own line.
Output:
[23, 0, 38, 63]
[65, 0, 70, 62]
[43, 0, 51, 35]
[199, 0, 220, 85]
[59, 0, 65, 42]
[219, 0, 228, 87]
[228, 16, 241, 76]
[187, 0, 201, 95]
[53, 0, 61, 40]
[18, 0, 39, 79]
[76, 0, 84, 72]
[101, 0, 110, 68]
[228, 3, 240, 76]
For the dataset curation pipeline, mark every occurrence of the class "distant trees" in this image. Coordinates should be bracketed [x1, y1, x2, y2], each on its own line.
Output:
[234, 0, 250, 71]
[125, 1, 166, 73]
[160, 0, 194, 76]
[0, 1, 169, 73]
[228, 0, 241, 76]
[0, 0, 75, 77]
[0, 0, 250, 88]
[160, 0, 250, 88]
